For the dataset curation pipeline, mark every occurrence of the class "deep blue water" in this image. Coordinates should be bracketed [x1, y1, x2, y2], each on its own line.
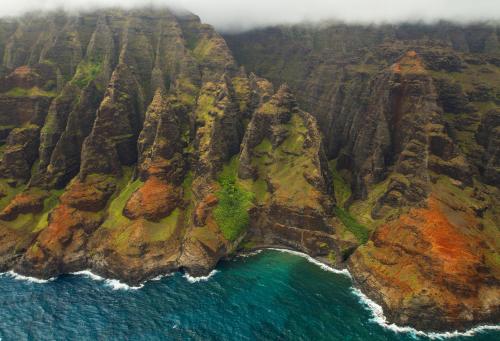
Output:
[0, 250, 498, 341]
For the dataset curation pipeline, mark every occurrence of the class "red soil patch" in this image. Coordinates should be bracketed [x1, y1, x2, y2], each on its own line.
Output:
[391, 50, 425, 74]
[123, 176, 180, 221]
[0, 190, 47, 221]
[61, 177, 114, 212]
[375, 195, 480, 276]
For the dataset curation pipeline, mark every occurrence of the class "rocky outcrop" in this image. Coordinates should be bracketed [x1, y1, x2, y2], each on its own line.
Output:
[0, 9, 498, 332]
[227, 23, 500, 331]
[349, 189, 500, 331]
[476, 109, 500, 185]
[237, 85, 355, 259]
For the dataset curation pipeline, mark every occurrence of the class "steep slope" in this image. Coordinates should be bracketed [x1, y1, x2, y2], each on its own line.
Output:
[0, 9, 344, 287]
[0, 10, 498, 332]
[226, 23, 500, 330]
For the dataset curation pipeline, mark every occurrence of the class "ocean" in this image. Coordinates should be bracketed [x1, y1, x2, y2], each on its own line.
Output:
[0, 249, 498, 340]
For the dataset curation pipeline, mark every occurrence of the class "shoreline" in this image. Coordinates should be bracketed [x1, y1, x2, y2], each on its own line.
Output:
[1, 247, 499, 339]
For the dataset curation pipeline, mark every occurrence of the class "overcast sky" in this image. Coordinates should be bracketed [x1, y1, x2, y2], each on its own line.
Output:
[0, 0, 498, 31]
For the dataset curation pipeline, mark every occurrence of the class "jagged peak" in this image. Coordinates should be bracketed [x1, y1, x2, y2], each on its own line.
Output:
[270, 83, 297, 111]
[148, 88, 168, 110]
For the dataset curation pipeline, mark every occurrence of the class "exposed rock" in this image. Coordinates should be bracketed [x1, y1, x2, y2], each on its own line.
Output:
[0, 124, 41, 182]
[350, 192, 500, 331]
[0, 9, 498, 332]
[0, 189, 48, 221]
[476, 109, 500, 185]
[123, 176, 181, 221]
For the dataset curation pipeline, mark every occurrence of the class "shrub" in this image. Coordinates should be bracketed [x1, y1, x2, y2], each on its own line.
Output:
[214, 160, 254, 241]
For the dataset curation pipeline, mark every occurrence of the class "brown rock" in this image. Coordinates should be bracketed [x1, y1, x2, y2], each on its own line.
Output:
[123, 177, 181, 221]
[0, 189, 48, 221]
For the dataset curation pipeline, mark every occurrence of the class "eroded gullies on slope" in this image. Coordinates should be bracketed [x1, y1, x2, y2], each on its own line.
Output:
[0, 9, 498, 332]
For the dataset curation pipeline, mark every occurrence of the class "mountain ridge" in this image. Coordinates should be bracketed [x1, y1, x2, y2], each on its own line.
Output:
[0, 8, 498, 332]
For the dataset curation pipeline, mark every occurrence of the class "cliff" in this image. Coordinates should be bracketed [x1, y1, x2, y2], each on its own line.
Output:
[0, 9, 498, 332]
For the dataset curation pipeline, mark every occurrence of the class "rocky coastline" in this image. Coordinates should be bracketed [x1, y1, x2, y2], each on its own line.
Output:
[0, 8, 498, 332]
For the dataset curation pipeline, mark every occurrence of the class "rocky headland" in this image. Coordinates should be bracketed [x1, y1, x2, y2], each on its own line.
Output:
[0, 8, 498, 332]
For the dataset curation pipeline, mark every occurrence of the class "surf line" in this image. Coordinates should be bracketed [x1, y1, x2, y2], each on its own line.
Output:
[0, 270, 56, 283]
[0, 266, 218, 290]
[266, 247, 500, 339]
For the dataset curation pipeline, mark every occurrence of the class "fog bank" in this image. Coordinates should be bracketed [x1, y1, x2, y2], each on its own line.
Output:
[1, 0, 499, 31]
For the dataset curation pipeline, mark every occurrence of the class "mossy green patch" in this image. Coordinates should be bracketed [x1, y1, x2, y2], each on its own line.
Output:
[254, 138, 272, 154]
[0, 180, 26, 211]
[232, 76, 251, 113]
[102, 177, 142, 229]
[148, 209, 180, 242]
[33, 189, 64, 232]
[329, 159, 351, 207]
[214, 157, 254, 241]
[2, 87, 57, 98]
[240, 241, 257, 250]
[193, 38, 217, 62]
[349, 178, 391, 227]
[248, 113, 321, 208]
[334, 206, 370, 244]
[327, 251, 337, 264]
[1, 188, 63, 233]
[71, 60, 102, 89]
[182, 171, 194, 201]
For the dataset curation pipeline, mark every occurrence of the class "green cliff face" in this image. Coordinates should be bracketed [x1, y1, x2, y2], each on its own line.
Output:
[0, 9, 498, 332]
[226, 24, 500, 331]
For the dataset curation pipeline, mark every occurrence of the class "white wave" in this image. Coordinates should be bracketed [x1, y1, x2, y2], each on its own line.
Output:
[0, 270, 55, 283]
[183, 270, 218, 283]
[267, 248, 352, 278]
[151, 273, 175, 281]
[263, 248, 500, 338]
[351, 287, 500, 339]
[71, 270, 143, 290]
[237, 249, 263, 258]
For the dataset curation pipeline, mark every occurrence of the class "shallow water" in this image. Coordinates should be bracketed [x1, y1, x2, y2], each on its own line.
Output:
[0, 250, 498, 340]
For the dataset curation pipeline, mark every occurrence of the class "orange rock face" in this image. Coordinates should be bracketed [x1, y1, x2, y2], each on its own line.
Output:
[391, 50, 425, 74]
[123, 177, 180, 221]
[60, 176, 115, 212]
[0, 190, 47, 221]
[350, 193, 500, 330]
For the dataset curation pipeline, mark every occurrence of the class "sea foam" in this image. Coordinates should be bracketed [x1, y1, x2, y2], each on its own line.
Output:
[268, 247, 352, 277]
[264, 248, 500, 339]
[0, 270, 55, 283]
[351, 287, 500, 339]
[183, 270, 218, 283]
[71, 270, 144, 290]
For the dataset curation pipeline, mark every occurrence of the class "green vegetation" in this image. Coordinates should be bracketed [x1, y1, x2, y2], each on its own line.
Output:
[0, 188, 63, 232]
[149, 209, 180, 242]
[249, 114, 320, 208]
[214, 157, 254, 241]
[176, 77, 198, 106]
[329, 159, 352, 207]
[182, 171, 194, 201]
[334, 206, 370, 244]
[102, 178, 142, 229]
[0, 180, 27, 211]
[72, 60, 102, 89]
[33, 189, 64, 232]
[327, 251, 337, 264]
[3, 87, 56, 97]
[231, 76, 251, 113]
[193, 38, 217, 62]
[240, 241, 257, 250]
[349, 178, 391, 227]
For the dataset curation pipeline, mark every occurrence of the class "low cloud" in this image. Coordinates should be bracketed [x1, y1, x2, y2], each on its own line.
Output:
[1, 0, 498, 31]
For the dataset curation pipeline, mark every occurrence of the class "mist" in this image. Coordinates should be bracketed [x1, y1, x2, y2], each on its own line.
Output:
[0, 0, 499, 32]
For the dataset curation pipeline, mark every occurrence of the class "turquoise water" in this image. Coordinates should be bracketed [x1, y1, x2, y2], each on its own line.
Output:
[0, 250, 498, 340]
